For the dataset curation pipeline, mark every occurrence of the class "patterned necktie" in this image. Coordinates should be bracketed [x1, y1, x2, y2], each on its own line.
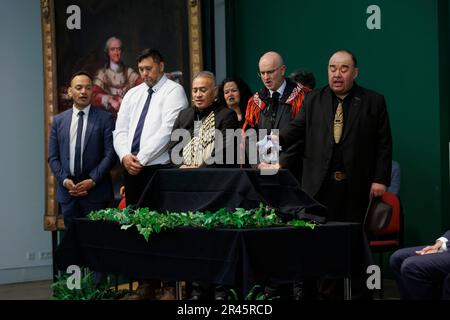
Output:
[131, 88, 154, 154]
[334, 100, 343, 144]
[74, 110, 85, 178]
[270, 91, 280, 126]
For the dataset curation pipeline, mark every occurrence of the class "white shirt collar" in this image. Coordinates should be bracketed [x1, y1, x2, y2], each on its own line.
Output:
[269, 80, 287, 98]
[72, 104, 91, 116]
[150, 74, 168, 93]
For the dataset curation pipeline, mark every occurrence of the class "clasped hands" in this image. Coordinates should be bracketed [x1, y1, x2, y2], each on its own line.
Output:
[123, 154, 143, 176]
[64, 178, 95, 197]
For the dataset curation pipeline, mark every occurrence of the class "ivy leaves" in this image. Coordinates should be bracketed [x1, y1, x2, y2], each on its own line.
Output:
[88, 203, 315, 242]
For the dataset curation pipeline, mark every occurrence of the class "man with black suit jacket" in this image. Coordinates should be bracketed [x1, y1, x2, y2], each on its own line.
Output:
[244, 51, 309, 181]
[48, 71, 116, 228]
[169, 71, 239, 300]
[278, 50, 392, 300]
[169, 71, 239, 169]
[390, 230, 450, 299]
[280, 50, 392, 224]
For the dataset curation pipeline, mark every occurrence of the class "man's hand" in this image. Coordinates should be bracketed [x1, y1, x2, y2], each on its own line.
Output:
[370, 183, 387, 198]
[257, 163, 280, 170]
[415, 240, 443, 255]
[180, 165, 198, 169]
[74, 179, 95, 192]
[63, 179, 76, 191]
[119, 185, 126, 198]
[68, 179, 95, 197]
[123, 154, 143, 176]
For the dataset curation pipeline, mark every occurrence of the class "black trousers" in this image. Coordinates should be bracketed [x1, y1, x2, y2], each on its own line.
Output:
[314, 178, 371, 300]
[315, 178, 349, 222]
[124, 164, 173, 207]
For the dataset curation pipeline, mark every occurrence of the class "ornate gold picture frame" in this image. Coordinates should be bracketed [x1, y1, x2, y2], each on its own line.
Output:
[41, 0, 203, 230]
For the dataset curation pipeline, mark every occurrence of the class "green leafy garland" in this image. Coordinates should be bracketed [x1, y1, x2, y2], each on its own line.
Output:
[88, 203, 316, 241]
[52, 272, 132, 300]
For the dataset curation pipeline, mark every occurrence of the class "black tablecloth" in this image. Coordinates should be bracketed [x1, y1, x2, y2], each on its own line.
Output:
[55, 219, 370, 295]
[137, 168, 326, 222]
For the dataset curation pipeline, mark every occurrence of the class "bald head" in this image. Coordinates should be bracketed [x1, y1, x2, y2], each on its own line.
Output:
[259, 51, 284, 66]
[258, 51, 286, 91]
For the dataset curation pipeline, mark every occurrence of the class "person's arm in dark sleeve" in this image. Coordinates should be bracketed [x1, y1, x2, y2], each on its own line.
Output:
[279, 96, 308, 151]
[48, 117, 69, 184]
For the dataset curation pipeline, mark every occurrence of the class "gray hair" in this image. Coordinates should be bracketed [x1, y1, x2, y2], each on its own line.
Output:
[104, 36, 122, 52]
[193, 71, 216, 85]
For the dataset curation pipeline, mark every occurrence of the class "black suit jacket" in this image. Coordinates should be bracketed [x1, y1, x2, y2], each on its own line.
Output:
[250, 78, 303, 179]
[280, 84, 392, 221]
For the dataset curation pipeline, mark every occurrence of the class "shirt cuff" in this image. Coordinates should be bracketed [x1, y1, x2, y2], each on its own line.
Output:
[437, 237, 448, 252]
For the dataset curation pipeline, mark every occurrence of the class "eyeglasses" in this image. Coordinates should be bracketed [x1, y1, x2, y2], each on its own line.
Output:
[257, 66, 282, 78]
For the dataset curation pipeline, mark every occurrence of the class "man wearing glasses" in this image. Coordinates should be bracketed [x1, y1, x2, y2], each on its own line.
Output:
[243, 51, 310, 300]
[243, 51, 310, 181]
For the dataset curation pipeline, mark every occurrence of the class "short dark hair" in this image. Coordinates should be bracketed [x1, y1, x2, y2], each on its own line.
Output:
[137, 48, 164, 64]
[332, 49, 358, 67]
[289, 70, 316, 89]
[69, 71, 93, 86]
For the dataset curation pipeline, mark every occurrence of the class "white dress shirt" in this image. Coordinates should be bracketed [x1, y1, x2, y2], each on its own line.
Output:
[69, 105, 90, 176]
[113, 75, 188, 166]
[269, 80, 287, 99]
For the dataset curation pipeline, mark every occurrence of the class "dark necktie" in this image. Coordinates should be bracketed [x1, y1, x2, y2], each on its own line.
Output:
[74, 110, 85, 178]
[131, 88, 154, 154]
[270, 91, 280, 126]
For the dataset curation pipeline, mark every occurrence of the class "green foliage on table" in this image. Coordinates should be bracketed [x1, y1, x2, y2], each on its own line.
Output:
[228, 285, 280, 300]
[88, 203, 315, 242]
[52, 272, 133, 300]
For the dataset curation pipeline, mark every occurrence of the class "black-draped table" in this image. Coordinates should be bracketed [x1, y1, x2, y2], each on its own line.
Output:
[54, 169, 370, 299]
[55, 219, 369, 298]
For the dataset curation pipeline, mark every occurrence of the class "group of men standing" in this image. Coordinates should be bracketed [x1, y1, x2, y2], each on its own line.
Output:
[48, 47, 393, 299]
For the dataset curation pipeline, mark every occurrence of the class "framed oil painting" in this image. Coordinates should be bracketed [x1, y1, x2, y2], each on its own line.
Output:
[41, 0, 203, 230]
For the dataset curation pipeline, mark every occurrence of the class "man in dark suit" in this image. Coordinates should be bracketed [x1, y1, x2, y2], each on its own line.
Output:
[244, 51, 309, 181]
[280, 50, 392, 224]
[169, 71, 239, 300]
[390, 230, 450, 299]
[169, 71, 239, 169]
[278, 50, 392, 300]
[48, 71, 116, 228]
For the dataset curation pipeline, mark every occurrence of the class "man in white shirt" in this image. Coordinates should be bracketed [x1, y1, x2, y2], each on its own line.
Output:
[390, 230, 450, 299]
[114, 48, 188, 206]
[113, 49, 188, 300]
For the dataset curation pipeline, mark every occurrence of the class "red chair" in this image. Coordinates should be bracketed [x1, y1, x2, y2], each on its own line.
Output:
[366, 191, 402, 298]
[118, 196, 126, 209]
